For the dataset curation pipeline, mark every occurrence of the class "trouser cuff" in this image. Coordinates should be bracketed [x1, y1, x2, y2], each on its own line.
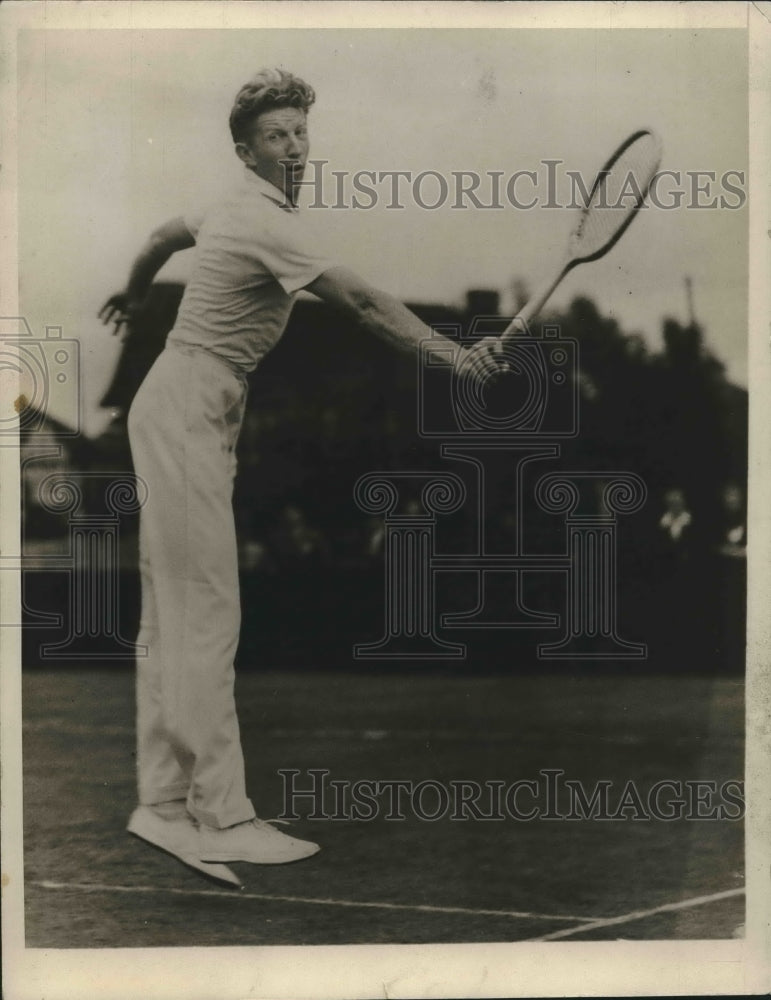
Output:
[190, 800, 257, 830]
[138, 781, 191, 806]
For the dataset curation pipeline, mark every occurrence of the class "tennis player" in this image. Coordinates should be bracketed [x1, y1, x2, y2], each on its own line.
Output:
[100, 68, 503, 879]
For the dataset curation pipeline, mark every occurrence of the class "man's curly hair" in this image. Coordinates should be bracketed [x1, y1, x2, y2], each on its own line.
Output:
[229, 68, 316, 144]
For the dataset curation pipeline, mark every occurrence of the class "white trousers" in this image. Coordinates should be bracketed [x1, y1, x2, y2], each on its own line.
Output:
[128, 342, 256, 829]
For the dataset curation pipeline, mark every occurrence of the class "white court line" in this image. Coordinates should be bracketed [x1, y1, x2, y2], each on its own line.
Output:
[526, 887, 745, 941]
[32, 880, 597, 924]
[21, 722, 546, 742]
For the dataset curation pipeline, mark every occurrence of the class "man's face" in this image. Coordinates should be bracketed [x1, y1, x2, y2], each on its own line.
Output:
[236, 107, 309, 198]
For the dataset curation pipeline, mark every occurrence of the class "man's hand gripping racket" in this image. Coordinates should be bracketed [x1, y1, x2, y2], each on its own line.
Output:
[461, 128, 662, 383]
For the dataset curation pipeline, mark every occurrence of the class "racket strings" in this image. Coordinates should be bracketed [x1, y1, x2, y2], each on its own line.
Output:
[571, 132, 661, 261]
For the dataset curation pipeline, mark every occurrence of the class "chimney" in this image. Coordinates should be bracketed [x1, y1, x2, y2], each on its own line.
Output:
[465, 289, 500, 318]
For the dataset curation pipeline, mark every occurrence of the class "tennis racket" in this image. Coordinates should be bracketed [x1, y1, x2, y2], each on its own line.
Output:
[502, 128, 662, 344]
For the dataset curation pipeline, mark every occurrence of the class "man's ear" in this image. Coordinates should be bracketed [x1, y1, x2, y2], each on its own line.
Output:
[235, 142, 255, 167]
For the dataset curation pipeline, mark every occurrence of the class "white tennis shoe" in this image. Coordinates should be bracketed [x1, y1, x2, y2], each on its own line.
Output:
[127, 805, 242, 887]
[199, 818, 320, 865]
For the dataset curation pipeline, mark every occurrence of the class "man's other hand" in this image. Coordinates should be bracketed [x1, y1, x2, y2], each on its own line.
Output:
[99, 293, 141, 337]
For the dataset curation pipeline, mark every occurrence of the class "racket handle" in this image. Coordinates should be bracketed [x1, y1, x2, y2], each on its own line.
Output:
[501, 264, 568, 344]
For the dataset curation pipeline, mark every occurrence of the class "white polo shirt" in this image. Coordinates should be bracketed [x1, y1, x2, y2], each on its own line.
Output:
[168, 169, 336, 373]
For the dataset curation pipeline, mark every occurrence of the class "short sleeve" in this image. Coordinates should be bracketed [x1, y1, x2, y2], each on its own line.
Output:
[183, 209, 206, 240]
[257, 210, 338, 294]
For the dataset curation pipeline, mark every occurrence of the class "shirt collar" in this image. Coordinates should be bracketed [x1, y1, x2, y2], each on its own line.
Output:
[242, 168, 298, 213]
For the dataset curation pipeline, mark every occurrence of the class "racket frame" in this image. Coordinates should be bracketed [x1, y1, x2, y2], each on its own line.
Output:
[502, 128, 662, 343]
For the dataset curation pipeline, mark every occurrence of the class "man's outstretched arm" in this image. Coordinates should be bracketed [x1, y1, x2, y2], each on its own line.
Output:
[99, 217, 196, 334]
[306, 266, 504, 380]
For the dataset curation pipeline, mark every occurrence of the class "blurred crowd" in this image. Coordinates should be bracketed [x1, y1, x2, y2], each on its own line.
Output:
[231, 479, 746, 575]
